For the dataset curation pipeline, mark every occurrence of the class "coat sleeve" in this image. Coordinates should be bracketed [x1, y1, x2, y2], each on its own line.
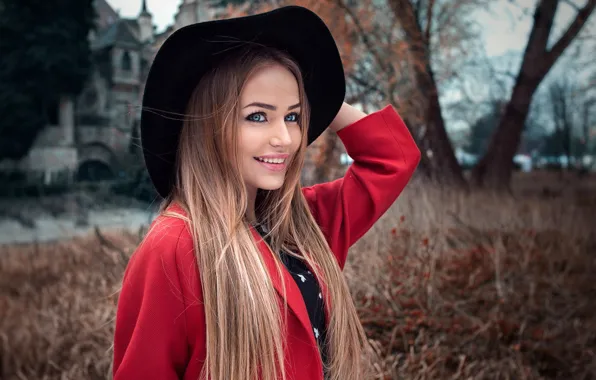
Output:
[112, 219, 192, 379]
[302, 105, 421, 269]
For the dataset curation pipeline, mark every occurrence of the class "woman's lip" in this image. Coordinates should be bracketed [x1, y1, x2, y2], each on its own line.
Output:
[254, 158, 286, 172]
[256, 154, 290, 159]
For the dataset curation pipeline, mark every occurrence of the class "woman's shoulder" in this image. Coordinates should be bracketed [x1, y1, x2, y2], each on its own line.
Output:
[126, 203, 195, 275]
[147, 209, 190, 244]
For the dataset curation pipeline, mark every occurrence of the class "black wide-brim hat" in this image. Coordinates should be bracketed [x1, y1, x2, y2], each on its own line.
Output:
[140, 5, 346, 198]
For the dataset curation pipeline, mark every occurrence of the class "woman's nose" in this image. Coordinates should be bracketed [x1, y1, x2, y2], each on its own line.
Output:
[270, 119, 292, 146]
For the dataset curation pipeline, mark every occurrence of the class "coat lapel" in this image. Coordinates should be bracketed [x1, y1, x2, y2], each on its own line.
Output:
[167, 203, 330, 342]
[250, 227, 319, 347]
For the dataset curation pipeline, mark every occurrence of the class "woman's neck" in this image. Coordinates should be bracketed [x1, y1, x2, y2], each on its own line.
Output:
[247, 215, 258, 226]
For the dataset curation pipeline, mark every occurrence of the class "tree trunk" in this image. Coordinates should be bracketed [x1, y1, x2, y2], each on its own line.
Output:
[388, 0, 467, 188]
[313, 130, 341, 183]
[398, 115, 435, 180]
[471, 79, 540, 189]
[472, 0, 596, 190]
[421, 69, 467, 187]
[581, 101, 591, 173]
[563, 112, 572, 172]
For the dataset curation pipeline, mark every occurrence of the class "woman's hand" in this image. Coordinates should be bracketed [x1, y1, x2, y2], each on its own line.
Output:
[328, 102, 368, 133]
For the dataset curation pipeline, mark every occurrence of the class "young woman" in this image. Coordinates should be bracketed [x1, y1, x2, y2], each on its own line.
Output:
[112, 6, 420, 380]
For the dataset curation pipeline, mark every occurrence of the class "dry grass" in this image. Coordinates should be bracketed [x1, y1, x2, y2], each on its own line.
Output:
[1, 177, 595, 379]
[347, 182, 596, 379]
[0, 229, 143, 380]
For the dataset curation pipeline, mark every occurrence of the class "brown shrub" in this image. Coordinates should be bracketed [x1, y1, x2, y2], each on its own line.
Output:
[0, 230, 139, 379]
[345, 183, 596, 379]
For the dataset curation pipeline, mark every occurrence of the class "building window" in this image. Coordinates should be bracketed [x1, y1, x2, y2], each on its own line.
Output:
[83, 87, 98, 109]
[121, 51, 132, 72]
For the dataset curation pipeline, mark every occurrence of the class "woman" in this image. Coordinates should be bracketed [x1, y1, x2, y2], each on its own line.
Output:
[112, 6, 420, 380]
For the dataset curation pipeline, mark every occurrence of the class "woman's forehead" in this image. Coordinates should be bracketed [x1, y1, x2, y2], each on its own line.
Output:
[240, 64, 299, 107]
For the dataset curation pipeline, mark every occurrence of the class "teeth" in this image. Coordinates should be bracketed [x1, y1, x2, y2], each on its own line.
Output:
[257, 157, 285, 164]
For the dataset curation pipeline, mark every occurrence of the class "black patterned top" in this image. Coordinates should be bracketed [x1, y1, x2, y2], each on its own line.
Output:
[254, 223, 329, 378]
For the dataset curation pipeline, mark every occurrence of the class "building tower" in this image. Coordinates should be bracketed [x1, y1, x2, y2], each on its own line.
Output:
[138, 0, 154, 43]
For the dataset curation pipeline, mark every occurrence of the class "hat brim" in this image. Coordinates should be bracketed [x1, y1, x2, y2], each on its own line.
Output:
[140, 6, 345, 198]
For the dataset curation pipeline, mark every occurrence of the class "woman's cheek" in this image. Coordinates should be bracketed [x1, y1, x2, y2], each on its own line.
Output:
[291, 126, 302, 150]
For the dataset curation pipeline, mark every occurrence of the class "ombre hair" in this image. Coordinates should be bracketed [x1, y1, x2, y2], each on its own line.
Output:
[152, 45, 371, 380]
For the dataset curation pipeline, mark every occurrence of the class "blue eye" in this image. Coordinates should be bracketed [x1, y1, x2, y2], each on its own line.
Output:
[285, 113, 300, 122]
[245, 112, 300, 124]
[246, 112, 266, 122]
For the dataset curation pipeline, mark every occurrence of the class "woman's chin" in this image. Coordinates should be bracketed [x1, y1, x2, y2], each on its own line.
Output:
[257, 179, 285, 191]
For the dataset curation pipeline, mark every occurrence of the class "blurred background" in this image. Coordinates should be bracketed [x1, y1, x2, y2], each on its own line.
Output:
[0, 0, 595, 379]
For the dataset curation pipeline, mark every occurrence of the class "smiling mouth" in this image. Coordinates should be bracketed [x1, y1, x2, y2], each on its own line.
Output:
[254, 157, 287, 164]
[254, 157, 288, 172]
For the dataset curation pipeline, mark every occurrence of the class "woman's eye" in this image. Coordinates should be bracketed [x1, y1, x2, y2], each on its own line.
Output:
[246, 112, 266, 122]
[285, 113, 300, 122]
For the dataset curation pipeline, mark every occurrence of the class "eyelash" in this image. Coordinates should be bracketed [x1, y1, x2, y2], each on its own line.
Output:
[246, 111, 301, 123]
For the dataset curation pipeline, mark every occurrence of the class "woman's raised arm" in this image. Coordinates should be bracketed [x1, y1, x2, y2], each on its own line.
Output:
[302, 104, 421, 269]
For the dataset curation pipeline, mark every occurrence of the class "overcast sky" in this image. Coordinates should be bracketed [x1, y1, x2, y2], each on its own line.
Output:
[105, 0, 589, 58]
[106, 0, 537, 56]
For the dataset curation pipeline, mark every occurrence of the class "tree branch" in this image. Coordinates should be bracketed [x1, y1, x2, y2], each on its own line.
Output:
[345, 88, 376, 104]
[388, 0, 429, 68]
[491, 69, 518, 80]
[389, 0, 424, 44]
[415, 0, 424, 29]
[348, 73, 381, 92]
[544, 0, 596, 68]
[527, 0, 559, 58]
[335, 0, 391, 74]
[424, 0, 436, 46]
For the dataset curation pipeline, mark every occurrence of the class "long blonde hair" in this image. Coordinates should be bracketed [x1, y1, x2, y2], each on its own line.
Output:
[156, 46, 370, 380]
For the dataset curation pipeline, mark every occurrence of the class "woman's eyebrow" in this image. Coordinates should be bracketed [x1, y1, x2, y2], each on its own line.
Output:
[243, 102, 301, 110]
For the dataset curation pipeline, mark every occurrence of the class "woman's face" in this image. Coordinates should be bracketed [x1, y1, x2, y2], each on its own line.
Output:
[238, 63, 302, 196]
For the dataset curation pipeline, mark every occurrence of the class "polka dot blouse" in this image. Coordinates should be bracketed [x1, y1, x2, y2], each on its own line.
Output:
[254, 223, 329, 377]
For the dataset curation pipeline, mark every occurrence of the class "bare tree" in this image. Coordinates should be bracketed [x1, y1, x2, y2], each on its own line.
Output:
[331, 0, 493, 187]
[382, 0, 464, 186]
[471, 0, 596, 189]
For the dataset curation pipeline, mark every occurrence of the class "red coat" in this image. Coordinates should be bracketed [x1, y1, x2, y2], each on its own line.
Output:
[112, 105, 421, 380]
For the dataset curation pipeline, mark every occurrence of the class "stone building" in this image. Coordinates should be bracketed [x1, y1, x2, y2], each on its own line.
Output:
[0, 0, 216, 186]
[0, 0, 343, 188]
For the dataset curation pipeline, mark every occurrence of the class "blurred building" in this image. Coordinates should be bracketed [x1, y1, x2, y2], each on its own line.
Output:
[3, 0, 228, 187]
